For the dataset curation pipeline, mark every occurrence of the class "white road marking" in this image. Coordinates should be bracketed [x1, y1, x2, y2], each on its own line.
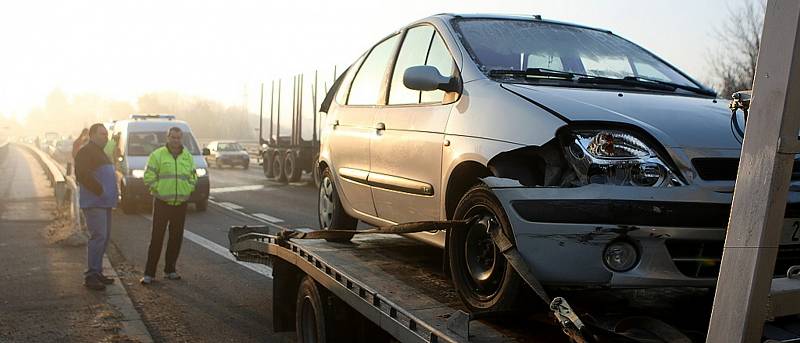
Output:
[210, 185, 265, 194]
[252, 213, 284, 223]
[217, 202, 244, 210]
[183, 230, 273, 278]
[207, 199, 286, 230]
[139, 214, 273, 278]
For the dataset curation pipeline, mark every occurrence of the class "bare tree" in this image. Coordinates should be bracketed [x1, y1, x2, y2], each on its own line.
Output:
[708, 0, 766, 97]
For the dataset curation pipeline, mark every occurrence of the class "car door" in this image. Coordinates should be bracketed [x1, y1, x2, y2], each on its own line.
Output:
[370, 26, 459, 226]
[328, 33, 402, 217]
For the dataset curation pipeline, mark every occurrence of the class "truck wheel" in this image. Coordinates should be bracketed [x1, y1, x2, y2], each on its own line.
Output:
[312, 154, 321, 189]
[273, 151, 287, 183]
[195, 198, 208, 212]
[318, 168, 356, 242]
[120, 185, 137, 214]
[448, 184, 522, 313]
[285, 152, 302, 182]
[262, 151, 275, 178]
[295, 276, 327, 343]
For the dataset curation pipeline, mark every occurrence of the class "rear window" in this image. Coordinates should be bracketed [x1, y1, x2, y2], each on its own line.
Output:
[126, 131, 200, 156]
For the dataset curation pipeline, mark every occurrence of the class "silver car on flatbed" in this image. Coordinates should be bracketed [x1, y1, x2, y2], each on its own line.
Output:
[317, 14, 800, 312]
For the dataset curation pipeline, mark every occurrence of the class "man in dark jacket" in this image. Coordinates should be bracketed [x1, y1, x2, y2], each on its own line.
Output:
[74, 123, 119, 290]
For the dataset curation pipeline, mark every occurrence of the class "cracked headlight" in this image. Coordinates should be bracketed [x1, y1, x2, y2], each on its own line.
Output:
[563, 129, 683, 187]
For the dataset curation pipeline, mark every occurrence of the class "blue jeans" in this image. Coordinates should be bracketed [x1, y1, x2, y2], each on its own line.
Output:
[83, 208, 111, 277]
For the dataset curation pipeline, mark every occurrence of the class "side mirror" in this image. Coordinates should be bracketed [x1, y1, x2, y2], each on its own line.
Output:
[403, 66, 460, 93]
[202, 148, 211, 156]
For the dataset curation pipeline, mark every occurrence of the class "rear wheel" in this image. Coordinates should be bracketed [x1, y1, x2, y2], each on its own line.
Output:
[273, 151, 287, 183]
[262, 151, 275, 178]
[285, 151, 302, 182]
[448, 184, 522, 313]
[318, 168, 357, 242]
[295, 276, 327, 343]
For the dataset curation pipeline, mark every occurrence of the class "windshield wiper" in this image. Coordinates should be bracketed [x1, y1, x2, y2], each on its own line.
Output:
[576, 75, 677, 92]
[623, 76, 717, 97]
[488, 68, 574, 80]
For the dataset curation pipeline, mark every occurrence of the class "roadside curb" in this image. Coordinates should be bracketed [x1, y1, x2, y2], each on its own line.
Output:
[102, 255, 154, 342]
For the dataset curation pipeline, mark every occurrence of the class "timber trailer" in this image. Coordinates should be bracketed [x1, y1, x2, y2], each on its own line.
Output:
[259, 69, 337, 187]
[228, 220, 800, 343]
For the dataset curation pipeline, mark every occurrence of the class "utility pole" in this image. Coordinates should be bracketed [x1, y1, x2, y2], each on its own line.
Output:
[707, 1, 800, 342]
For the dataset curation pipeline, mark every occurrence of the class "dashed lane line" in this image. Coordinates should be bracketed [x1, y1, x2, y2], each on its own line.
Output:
[252, 213, 284, 223]
[216, 202, 244, 210]
[209, 185, 266, 194]
[207, 199, 287, 230]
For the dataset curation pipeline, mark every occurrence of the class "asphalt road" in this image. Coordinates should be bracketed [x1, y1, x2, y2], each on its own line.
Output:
[107, 163, 319, 342]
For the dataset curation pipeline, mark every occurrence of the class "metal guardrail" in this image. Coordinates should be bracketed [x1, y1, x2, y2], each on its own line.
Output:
[15, 143, 81, 231]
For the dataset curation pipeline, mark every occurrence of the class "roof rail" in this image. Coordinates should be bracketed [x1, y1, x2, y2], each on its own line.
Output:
[129, 114, 176, 120]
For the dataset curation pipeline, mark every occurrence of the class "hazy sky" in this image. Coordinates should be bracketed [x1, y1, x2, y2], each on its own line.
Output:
[1, 0, 750, 122]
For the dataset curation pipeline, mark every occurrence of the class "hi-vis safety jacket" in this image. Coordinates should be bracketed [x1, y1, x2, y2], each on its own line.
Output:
[143, 146, 197, 205]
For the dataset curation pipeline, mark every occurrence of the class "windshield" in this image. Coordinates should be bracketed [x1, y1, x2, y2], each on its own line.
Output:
[452, 18, 698, 88]
[126, 131, 200, 156]
[217, 142, 244, 151]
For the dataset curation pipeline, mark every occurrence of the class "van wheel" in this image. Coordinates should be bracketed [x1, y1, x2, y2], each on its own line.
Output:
[120, 185, 137, 214]
[263, 151, 275, 178]
[318, 168, 356, 242]
[448, 184, 521, 313]
[285, 152, 302, 182]
[273, 151, 287, 183]
[195, 198, 208, 212]
[295, 276, 328, 343]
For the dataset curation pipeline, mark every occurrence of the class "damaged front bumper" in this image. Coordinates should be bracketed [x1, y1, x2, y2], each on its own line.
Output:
[484, 177, 800, 288]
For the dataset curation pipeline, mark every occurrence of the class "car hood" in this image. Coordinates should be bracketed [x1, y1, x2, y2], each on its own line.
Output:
[126, 155, 209, 171]
[502, 84, 742, 149]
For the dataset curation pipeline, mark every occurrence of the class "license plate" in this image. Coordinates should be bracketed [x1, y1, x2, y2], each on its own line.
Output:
[783, 219, 800, 245]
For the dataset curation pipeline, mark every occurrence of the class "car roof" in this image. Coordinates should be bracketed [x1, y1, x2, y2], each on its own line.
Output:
[117, 119, 192, 133]
[431, 13, 611, 34]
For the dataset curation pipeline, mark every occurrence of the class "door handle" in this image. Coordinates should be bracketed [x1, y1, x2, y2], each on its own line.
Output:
[332, 120, 339, 128]
[375, 122, 386, 131]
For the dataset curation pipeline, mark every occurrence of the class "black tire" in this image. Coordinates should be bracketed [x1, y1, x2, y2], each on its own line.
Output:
[312, 154, 321, 189]
[243, 162, 249, 170]
[448, 184, 522, 313]
[273, 151, 287, 183]
[285, 151, 302, 183]
[295, 276, 327, 343]
[262, 151, 275, 178]
[120, 185, 137, 214]
[195, 198, 208, 212]
[215, 159, 222, 169]
[318, 168, 357, 243]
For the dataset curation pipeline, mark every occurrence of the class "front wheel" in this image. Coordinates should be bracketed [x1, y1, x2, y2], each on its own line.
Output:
[318, 168, 357, 242]
[120, 185, 137, 214]
[195, 198, 208, 212]
[448, 184, 522, 313]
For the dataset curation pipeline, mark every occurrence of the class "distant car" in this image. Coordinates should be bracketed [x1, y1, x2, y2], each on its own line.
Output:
[205, 141, 250, 169]
[111, 114, 211, 214]
[51, 139, 73, 162]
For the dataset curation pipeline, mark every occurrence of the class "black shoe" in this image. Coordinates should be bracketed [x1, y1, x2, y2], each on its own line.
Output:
[98, 274, 115, 285]
[84, 275, 106, 291]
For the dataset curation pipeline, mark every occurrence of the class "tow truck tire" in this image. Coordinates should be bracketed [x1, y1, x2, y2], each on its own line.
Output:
[318, 168, 357, 242]
[449, 184, 522, 313]
[295, 276, 328, 343]
[285, 152, 302, 183]
[274, 151, 287, 183]
[263, 151, 275, 178]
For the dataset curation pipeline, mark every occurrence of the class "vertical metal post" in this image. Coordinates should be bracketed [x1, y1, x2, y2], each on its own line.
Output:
[707, 1, 800, 342]
[276, 79, 281, 145]
[312, 70, 318, 144]
[258, 83, 264, 143]
[269, 80, 275, 145]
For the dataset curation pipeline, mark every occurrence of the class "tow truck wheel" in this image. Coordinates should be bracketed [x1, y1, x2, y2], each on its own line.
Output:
[295, 276, 327, 343]
[449, 184, 522, 312]
[262, 151, 275, 178]
[285, 152, 302, 182]
[318, 168, 356, 242]
[274, 151, 287, 183]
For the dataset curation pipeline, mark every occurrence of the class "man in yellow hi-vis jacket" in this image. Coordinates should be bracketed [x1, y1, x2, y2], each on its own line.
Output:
[140, 127, 197, 284]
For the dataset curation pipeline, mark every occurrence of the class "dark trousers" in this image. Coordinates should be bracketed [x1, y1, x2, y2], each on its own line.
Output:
[144, 198, 188, 277]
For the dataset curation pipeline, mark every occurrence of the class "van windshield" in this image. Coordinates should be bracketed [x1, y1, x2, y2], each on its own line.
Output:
[126, 131, 200, 156]
[452, 18, 699, 88]
[217, 142, 244, 151]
